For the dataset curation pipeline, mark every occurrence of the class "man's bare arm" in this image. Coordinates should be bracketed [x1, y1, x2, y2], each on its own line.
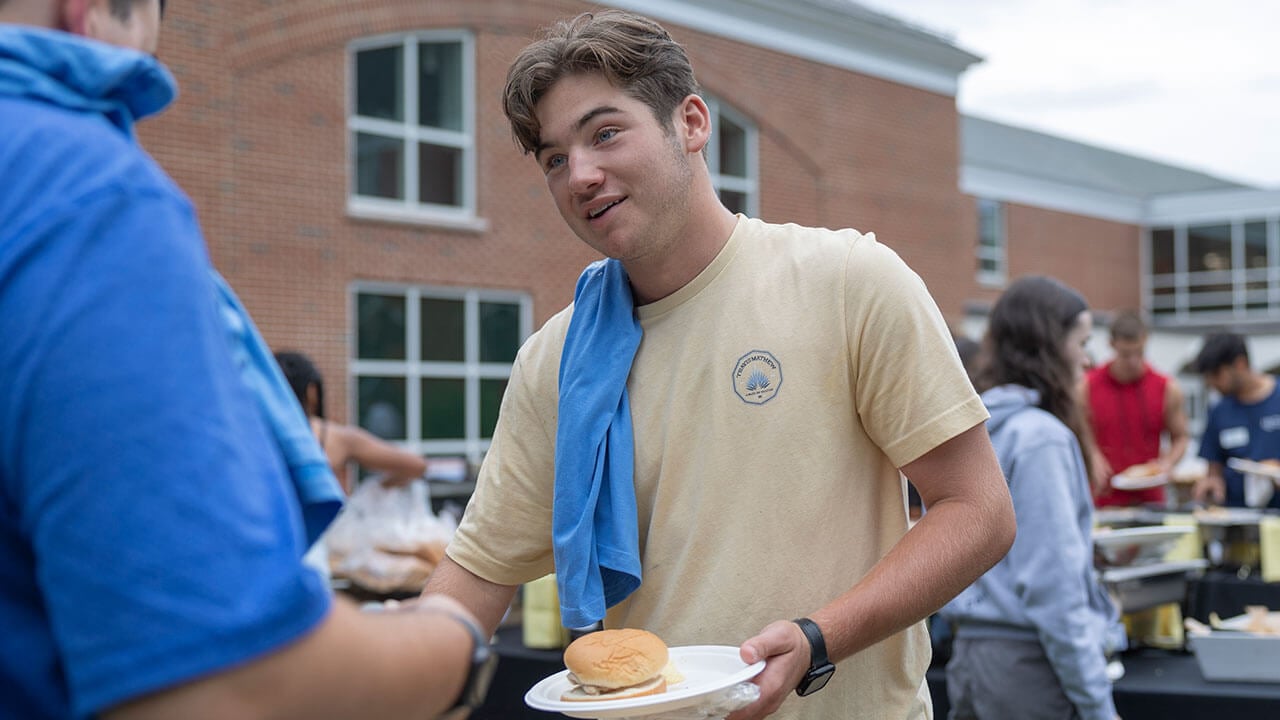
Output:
[425, 555, 521, 637]
[730, 423, 1014, 720]
[104, 594, 478, 720]
[1161, 379, 1191, 472]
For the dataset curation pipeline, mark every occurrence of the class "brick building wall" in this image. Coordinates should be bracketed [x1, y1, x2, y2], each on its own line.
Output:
[138, 0, 1108, 424]
[967, 202, 1143, 315]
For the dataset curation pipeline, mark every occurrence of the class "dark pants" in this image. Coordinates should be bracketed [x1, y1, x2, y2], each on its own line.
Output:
[946, 636, 1081, 720]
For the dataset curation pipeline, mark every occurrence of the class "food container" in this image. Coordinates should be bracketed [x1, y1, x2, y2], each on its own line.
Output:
[1188, 609, 1280, 683]
[1193, 507, 1266, 570]
[1094, 507, 1168, 530]
[1093, 525, 1195, 567]
[1100, 559, 1208, 613]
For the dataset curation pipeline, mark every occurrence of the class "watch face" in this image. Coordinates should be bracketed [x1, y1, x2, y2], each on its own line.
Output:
[796, 663, 835, 697]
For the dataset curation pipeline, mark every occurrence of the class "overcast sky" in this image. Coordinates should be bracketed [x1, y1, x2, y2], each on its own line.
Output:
[855, 0, 1280, 189]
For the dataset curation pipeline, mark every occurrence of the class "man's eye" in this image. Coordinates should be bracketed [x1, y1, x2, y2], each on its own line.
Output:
[545, 155, 566, 171]
[597, 128, 617, 143]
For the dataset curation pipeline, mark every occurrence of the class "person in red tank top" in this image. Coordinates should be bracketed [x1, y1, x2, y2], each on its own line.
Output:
[1081, 311, 1190, 507]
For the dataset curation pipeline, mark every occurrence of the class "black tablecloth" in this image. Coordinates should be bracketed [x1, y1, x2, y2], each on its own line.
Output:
[1185, 568, 1280, 624]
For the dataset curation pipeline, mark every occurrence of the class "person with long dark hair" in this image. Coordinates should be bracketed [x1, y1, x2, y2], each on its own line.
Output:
[941, 276, 1121, 720]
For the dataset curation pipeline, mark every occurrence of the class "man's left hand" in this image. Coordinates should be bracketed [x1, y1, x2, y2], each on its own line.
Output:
[726, 620, 812, 720]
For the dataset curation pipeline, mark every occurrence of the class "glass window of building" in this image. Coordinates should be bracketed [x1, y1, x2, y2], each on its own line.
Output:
[351, 284, 531, 467]
[704, 97, 758, 216]
[1148, 216, 1280, 320]
[976, 198, 1006, 286]
[348, 32, 476, 226]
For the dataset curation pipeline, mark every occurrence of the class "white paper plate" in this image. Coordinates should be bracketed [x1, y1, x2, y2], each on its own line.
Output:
[1193, 506, 1267, 526]
[524, 645, 765, 719]
[1226, 457, 1280, 480]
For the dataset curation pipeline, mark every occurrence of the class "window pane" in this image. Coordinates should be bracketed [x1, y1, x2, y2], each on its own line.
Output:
[978, 199, 1002, 250]
[356, 133, 404, 200]
[357, 376, 407, 440]
[1245, 221, 1267, 270]
[479, 302, 520, 363]
[1188, 224, 1232, 273]
[719, 189, 747, 215]
[356, 45, 403, 121]
[1150, 228, 1175, 275]
[421, 297, 464, 362]
[480, 378, 507, 438]
[357, 293, 406, 360]
[419, 142, 461, 206]
[718, 114, 748, 178]
[419, 41, 462, 131]
[421, 377, 465, 439]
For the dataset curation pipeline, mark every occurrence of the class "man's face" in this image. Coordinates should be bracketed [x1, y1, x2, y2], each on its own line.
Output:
[1204, 360, 1245, 398]
[1063, 310, 1094, 383]
[533, 72, 694, 264]
[1109, 336, 1146, 383]
[83, 0, 162, 55]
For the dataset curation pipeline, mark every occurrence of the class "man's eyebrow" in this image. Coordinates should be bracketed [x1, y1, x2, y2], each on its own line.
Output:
[534, 105, 624, 160]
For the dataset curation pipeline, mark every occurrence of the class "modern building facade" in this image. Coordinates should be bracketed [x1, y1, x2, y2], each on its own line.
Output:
[137, 0, 1277, 464]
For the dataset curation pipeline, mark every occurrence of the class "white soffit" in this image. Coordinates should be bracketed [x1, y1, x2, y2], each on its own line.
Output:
[603, 0, 980, 97]
[961, 165, 1145, 224]
[1146, 188, 1280, 226]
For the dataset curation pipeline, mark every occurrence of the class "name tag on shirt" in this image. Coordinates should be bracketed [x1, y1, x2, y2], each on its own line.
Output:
[1221, 426, 1250, 450]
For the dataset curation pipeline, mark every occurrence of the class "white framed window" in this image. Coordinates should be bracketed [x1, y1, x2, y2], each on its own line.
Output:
[349, 283, 532, 467]
[347, 31, 484, 230]
[976, 198, 1007, 286]
[705, 97, 758, 217]
[1148, 217, 1280, 321]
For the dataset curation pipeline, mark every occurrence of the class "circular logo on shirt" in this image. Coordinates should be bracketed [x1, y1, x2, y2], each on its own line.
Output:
[732, 350, 783, 405]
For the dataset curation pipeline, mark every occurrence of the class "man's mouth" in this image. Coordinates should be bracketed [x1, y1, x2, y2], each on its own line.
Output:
[587, 198, 624, 220]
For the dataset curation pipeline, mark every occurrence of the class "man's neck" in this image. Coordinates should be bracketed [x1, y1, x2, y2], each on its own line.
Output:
[1239, 372, 1275, 404]
[1107, 362, 1144, 385]
[625, 203, 737, 305]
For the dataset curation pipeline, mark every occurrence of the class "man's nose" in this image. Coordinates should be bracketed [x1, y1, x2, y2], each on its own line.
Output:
[568, 152, 604, 195]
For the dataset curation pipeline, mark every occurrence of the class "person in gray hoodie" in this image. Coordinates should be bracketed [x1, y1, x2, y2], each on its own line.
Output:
[941, 276, 1122, 720]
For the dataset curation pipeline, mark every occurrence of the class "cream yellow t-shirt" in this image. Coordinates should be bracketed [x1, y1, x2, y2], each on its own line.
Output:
[449, 216, 987, 719]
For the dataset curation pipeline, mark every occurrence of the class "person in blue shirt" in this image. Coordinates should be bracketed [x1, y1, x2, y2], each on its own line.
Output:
[0, 1, 488, 718]
[1193, 332, 1280, 509]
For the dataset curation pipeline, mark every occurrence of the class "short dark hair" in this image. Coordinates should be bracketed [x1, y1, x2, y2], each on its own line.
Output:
[1194, 333, 1249, 374]
[1109, 310, 1147, 342]
[502, 10, 699, 155]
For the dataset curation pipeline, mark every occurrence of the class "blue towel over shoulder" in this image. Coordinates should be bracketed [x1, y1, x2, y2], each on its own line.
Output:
[554, 259, 643, 628]
[212, 272, 344, 548]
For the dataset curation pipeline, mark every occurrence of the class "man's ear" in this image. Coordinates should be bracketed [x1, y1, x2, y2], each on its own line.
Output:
[59, 0, 94, 36]
[675, 94, 713, 154]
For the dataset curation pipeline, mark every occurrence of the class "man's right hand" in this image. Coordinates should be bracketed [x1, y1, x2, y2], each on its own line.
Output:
[1193, 474, 1226, 505]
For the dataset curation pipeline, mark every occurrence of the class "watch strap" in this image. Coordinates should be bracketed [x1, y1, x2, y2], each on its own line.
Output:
[792, 617, 829, 667]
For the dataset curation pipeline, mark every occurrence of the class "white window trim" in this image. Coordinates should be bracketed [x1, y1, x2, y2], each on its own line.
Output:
[704, 96, 759, 217]
[349, 282, 533, 466]
[346, 30, 482, 229]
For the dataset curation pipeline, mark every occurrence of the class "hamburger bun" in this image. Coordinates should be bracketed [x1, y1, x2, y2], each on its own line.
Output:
[560, 628, 670, 702]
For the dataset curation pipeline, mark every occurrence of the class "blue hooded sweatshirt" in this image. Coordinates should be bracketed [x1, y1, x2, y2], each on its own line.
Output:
[940, 385, 1120, 720]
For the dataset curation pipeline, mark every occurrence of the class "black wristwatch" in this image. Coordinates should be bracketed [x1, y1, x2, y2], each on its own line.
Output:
[792, 617, 836, 696]
[438, 612, 499, 719]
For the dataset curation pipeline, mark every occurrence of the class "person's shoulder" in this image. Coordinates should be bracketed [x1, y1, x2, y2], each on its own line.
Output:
[0, 97, 175, 210]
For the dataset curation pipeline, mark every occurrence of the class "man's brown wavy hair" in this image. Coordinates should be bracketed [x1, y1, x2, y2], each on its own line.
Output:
[502, 10, 700, 155]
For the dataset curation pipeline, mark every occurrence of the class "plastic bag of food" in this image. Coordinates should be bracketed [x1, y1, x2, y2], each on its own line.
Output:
[324, 478, 456, 594]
